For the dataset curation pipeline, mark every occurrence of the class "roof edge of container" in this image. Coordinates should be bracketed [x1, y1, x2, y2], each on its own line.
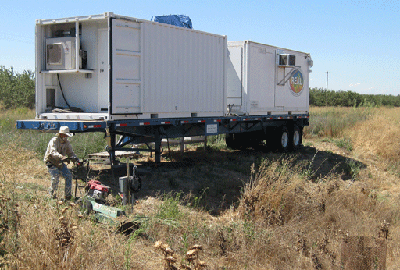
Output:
[36, 12, 113, 25]
[112, 13, 226, 38]
[36, 12, 227, 39]
[228, 40, 311, 56]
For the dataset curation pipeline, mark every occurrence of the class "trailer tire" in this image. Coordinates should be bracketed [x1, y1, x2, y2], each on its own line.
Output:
[278, 126, 290, 152]
[290, 125, 302, 150]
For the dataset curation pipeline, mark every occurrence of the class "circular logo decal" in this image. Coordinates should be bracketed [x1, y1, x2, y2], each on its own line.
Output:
[289, 70, 304, 96]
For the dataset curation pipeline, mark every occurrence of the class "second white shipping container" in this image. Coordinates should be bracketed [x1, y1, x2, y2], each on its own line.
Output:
[227, 41, 312, 116]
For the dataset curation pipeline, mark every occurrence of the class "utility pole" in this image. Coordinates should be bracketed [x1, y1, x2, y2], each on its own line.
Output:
[326, 71, 329, 90]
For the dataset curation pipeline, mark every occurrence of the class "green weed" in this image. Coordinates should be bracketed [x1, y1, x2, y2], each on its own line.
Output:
[156, 192, 185, 221]
[206, 134, 226, 150]
[334, 137, 353, 151]
[345, 158, 362, 181]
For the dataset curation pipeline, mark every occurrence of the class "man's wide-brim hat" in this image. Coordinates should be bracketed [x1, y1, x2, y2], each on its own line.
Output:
[57, 126, 73, 137]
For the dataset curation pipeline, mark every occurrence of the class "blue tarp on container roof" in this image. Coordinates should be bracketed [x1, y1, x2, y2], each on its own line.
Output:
[153, 15, 193, 29]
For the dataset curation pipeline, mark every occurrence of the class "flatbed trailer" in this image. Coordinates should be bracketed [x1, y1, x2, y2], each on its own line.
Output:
[16, 113, 309, 163]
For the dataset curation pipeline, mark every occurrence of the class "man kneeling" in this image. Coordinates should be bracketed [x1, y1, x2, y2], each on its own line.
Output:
[44, 126, 79, 200]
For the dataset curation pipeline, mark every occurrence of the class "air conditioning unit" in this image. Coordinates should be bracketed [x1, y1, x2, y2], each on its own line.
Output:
[278, 54, 296, 67]
[46, 37, 77, 70]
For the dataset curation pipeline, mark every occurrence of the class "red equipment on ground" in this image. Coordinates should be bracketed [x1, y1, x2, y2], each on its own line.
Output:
[85, 179, 110, 201]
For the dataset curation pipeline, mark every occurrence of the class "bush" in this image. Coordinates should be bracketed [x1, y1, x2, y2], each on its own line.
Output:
[0, 67, 35, 109]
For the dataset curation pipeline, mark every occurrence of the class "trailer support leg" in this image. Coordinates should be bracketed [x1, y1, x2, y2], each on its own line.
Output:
[110, 132, 117, 165]
[155, 129, 161, 163]
[180, 137, 185, 153]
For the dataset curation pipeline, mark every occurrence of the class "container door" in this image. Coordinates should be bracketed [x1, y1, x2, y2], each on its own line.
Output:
[98, 29, 109, 112]
[247, 44, 275, 113]
[111, 19, 141, 114]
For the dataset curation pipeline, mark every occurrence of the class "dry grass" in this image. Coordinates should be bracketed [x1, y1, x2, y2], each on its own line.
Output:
[305, 106, 373, 138]
[4, 199, 163, 269]
[236, 157, 400, 269]
[350, 107, 400, 163]
[0, 147, 162, 269]
[1, 106, 400, 269]
[0, 143, 48, 186]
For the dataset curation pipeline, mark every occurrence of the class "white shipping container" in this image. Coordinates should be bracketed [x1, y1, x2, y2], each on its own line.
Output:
[35, 12, 227, 120]
[227, 41, 312, 116]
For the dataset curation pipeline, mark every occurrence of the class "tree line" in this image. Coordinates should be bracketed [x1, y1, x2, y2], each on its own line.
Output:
[310, 87, 400, 107]
[0, 66, 35, 109]
[0, 67, 399, 109]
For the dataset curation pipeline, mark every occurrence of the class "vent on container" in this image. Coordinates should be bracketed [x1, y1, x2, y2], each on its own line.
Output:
[45, 37, 77, 70]
[47, 44, 63, 66]
[278, 54, 296, 67]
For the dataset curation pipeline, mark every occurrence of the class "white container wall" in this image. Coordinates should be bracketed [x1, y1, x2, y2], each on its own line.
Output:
[227, 41, 312, 116]
[141, 22, 226, 118]
[35, 13, 227, 120]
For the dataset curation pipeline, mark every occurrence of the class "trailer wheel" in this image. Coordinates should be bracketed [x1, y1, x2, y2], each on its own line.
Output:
[291, 125, 302, 150]
[278, 127, 290, 152]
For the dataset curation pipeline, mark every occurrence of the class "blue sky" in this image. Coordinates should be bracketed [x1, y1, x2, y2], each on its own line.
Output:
[0, 0, 399, 95]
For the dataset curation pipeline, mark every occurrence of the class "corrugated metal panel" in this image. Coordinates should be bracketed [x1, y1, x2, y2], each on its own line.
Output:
[247, 42, 275, 112]
[112, 19, 142, 114]
[141, 21, 226, 117]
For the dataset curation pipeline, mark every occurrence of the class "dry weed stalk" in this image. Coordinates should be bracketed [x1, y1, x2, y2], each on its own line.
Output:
[379, 220, 390, 239]
[55, 201, 79, 249]
[155, 241, 208, 270]
[185, 244, 207, 269]
[155, 240, 178, 269]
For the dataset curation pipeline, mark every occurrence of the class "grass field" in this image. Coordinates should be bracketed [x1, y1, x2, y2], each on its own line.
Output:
[1, 106, 400, 269]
